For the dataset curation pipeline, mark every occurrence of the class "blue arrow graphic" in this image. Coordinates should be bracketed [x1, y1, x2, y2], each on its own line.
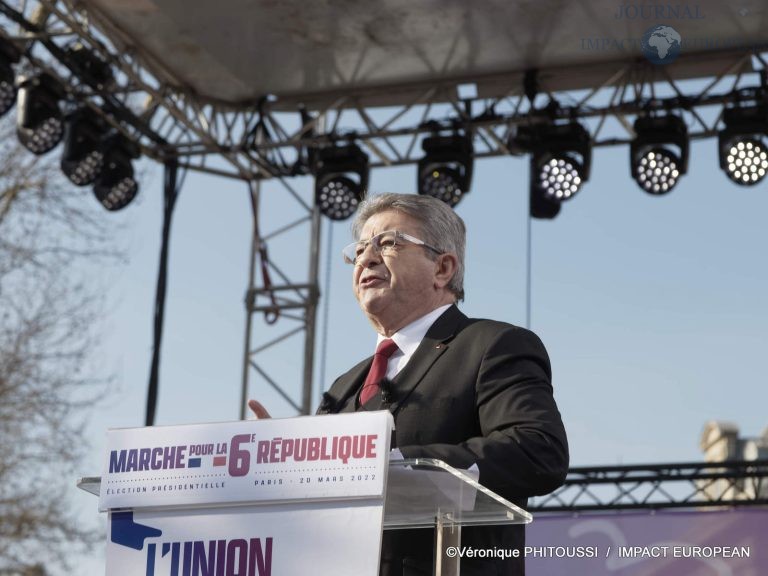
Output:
[111, 510, 162, 550]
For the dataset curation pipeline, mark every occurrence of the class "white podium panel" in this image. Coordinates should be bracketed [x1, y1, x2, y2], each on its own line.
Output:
[94, 412, 393, 576]
[107, 502, 383, 576]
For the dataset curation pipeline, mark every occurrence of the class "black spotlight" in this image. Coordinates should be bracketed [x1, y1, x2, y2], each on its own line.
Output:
[631, 115, 689, 195]
[16, 73, 65, 155]
[61, 109, 107, 186]
[533, 123, 591, 203]
[314, 143, 369, 221]
[514, 122, 592, 219]
[718, 106, 768, 186]
[65, 43, 114, 90]
[93, 134, 139, 211]
[0, 36, 21, 117]
[417, 134, 473, 207]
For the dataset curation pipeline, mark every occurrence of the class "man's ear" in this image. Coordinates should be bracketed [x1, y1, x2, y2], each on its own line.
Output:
[433, 253, 458, 289]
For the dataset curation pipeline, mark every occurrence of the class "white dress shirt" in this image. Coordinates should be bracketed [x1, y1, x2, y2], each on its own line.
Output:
[376, 304, 452, 380]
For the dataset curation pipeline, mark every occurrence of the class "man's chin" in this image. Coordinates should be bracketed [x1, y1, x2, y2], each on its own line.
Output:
[357, 292, 390, 316]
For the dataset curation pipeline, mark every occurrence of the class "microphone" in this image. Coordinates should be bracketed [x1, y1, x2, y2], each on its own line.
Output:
[379, 378, 395, 407]
[378, 378, 398, 448]
[318, 392, 338, 414]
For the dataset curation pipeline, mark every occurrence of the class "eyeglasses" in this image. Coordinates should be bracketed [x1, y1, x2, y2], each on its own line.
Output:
[342, 230, 443, 265]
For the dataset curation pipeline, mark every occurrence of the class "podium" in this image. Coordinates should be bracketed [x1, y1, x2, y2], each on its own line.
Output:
[79, 457, 530, 576]
[80, 414, 530, 575]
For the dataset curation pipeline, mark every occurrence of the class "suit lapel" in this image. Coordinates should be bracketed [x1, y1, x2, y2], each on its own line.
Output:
[388, 305, 467, 415]
[322, 305, 468, 415]
[322, 355, 372, 413]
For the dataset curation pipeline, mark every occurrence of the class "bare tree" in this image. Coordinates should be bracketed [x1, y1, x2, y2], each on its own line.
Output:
[0, 116, 122, 575]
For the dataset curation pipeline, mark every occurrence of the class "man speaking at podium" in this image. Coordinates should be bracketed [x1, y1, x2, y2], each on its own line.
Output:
[250, 192, 568, 575]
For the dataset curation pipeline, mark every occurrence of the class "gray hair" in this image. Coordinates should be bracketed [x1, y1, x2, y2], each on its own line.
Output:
[351, 193, 466, 301]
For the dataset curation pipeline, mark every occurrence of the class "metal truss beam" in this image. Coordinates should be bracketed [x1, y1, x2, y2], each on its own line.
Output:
[530, 460, 768, 512]
[238, 177, 321, 418]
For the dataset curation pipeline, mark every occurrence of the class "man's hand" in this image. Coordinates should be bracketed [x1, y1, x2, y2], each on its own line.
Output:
[247, 399, 271, 419]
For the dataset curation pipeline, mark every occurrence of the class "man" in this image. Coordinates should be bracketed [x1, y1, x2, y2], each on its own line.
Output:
[250, 193, 568, 575]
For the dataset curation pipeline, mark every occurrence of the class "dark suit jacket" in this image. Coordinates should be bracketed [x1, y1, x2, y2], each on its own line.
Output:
[319, 305, 569, 575]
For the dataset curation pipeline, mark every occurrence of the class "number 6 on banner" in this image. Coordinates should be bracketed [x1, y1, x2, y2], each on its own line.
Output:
[229, 434, 252, 476]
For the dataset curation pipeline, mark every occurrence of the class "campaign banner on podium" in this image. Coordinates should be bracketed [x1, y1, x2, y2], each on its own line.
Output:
[102, 412, 393, 576]
[100, 411, 393, 511]
[107, 502, 384, 576]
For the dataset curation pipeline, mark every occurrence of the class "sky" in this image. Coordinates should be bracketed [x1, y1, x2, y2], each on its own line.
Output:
[68, 96, 768, 574]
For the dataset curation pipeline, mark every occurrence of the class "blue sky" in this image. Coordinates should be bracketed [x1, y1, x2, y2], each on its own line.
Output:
[72, 116, 768, 573]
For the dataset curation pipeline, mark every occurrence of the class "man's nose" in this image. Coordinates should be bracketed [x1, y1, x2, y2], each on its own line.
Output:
[356, 243, 381, 268]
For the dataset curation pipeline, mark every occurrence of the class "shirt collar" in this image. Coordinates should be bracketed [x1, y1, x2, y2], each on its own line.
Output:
[376, 304, 452, 358]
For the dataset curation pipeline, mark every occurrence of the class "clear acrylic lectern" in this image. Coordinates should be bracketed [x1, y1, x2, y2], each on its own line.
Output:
[79, 457, 531, 576]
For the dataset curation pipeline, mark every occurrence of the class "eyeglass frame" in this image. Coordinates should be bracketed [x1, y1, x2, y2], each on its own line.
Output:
[342, 229, 444, 265]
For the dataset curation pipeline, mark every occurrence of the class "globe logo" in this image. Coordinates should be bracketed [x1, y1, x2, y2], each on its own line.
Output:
[641, 25, 682, 65]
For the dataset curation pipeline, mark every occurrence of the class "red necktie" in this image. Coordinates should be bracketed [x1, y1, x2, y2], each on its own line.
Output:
[360, 339, 398, 405]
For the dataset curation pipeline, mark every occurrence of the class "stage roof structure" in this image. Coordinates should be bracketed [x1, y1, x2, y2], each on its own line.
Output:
[3, 0, 768, 419]
[4, 0, 768, 178]
[71, 0, 768, 106]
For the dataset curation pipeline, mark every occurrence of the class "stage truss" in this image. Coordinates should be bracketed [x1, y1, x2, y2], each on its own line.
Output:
[3, 0, 768, 415]
[530, 459, 768, 512]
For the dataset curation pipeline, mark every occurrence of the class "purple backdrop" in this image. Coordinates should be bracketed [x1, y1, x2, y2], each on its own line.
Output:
[525, 508, 766, 575]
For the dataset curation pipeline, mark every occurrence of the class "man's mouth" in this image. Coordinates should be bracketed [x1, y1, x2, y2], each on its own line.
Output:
[360, 274, 385, 287]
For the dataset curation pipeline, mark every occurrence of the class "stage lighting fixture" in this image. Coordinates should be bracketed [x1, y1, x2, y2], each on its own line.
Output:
[534, 123, 591, 202]
[65, 43, 114, 90]
[417, 134, 473, 207]
[93, 134, 140, 211]
[0, 37, 21, 117]
[16, 73, 65, 155]
[630, 115, 688, 195]
[61, 109, 107, 186]
[314, 143, 369, 221]
[718, 106, 768, 186]
[514, 122, 592, 219]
